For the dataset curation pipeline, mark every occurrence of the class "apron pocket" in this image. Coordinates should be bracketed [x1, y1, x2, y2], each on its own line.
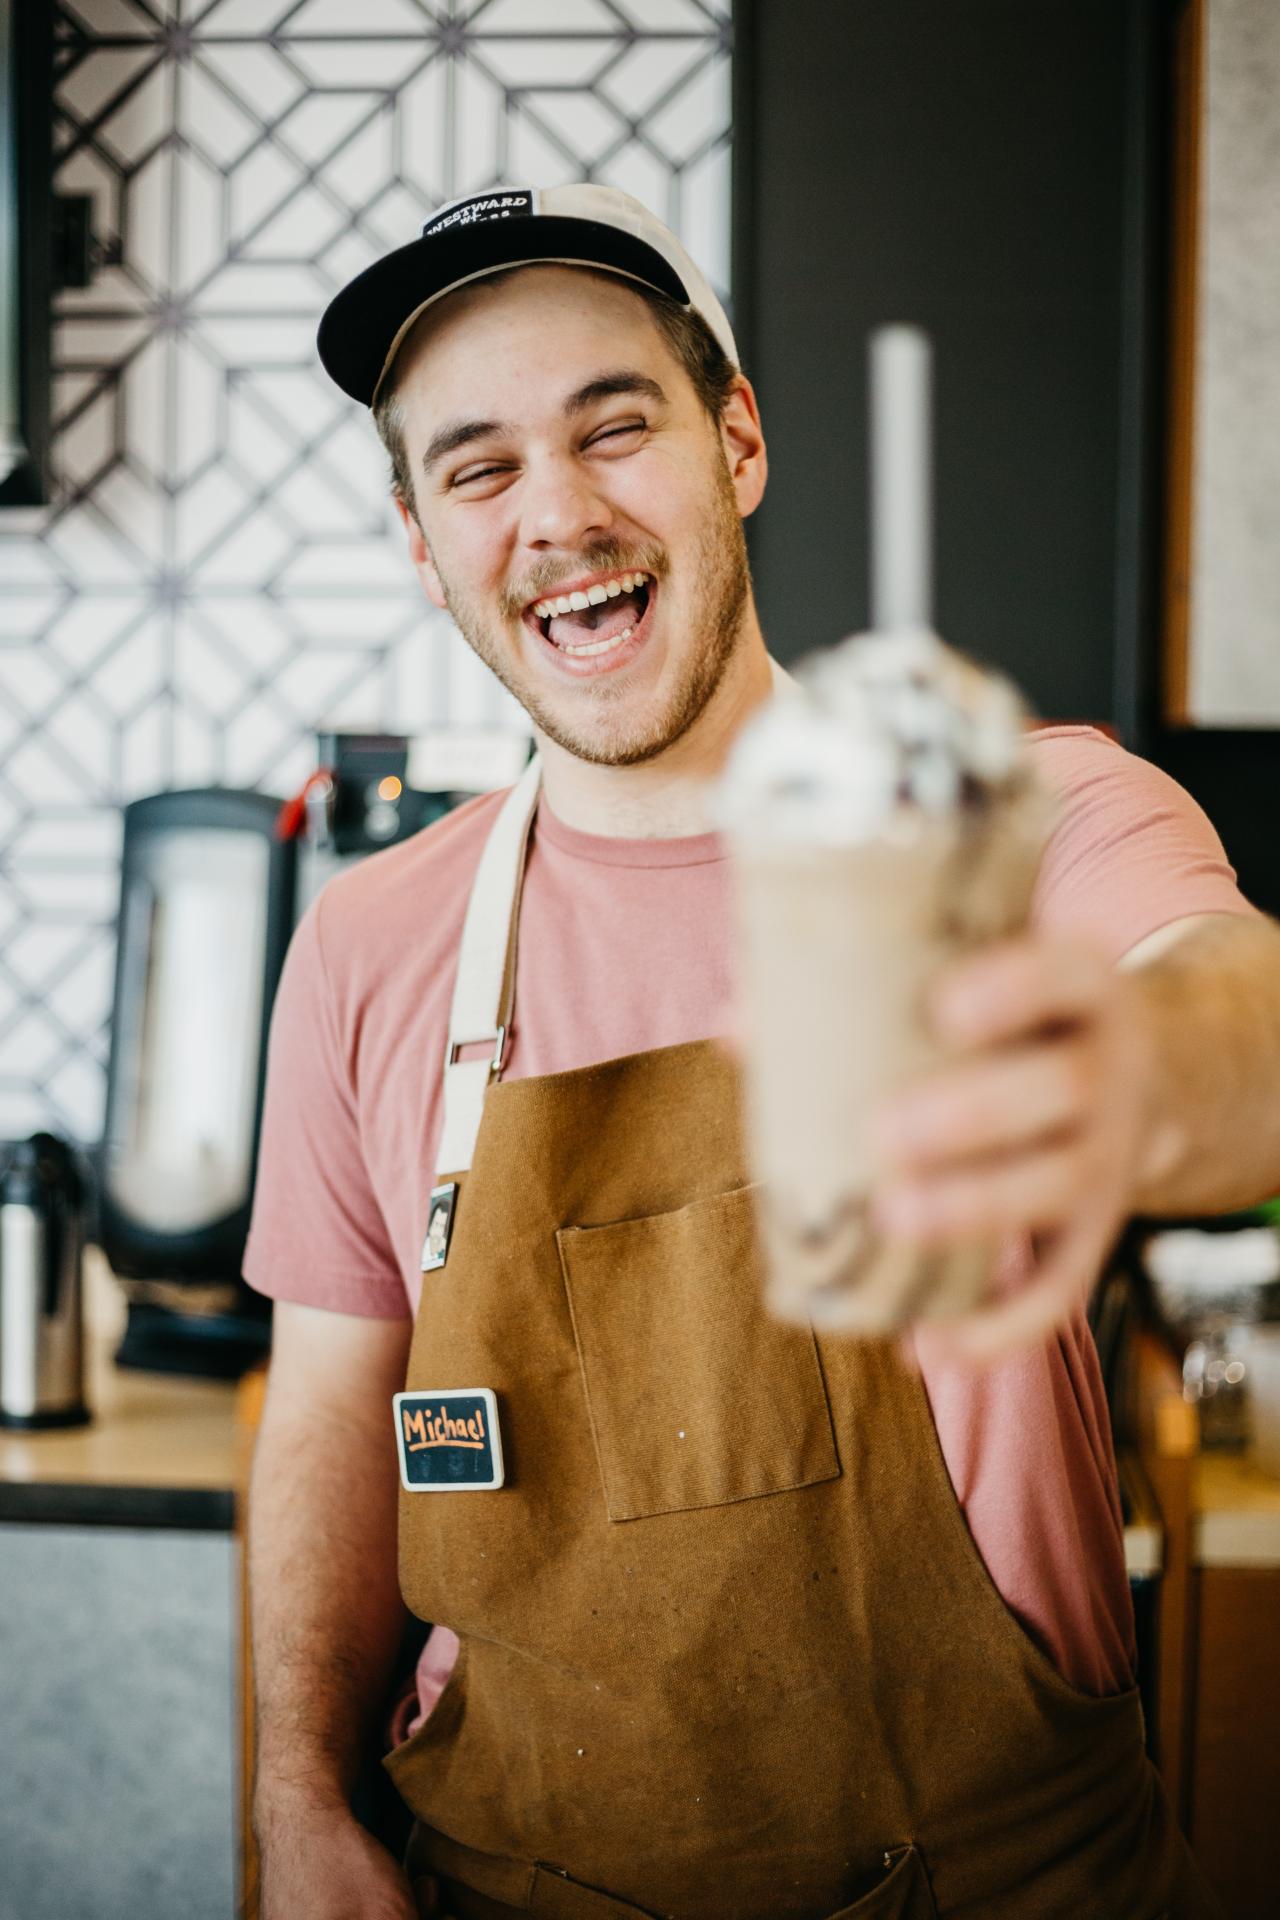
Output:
[557, 1183, 840, 1521]
[421, 1868, 658, 1918]
[406, 1823, 658, 1916]
[825, 1845, 938, 1919]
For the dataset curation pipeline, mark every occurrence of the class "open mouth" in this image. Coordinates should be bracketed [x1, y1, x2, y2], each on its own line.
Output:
[523, 570, 655, 670]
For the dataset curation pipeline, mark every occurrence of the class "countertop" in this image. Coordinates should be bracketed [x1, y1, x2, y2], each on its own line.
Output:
[0, 1251, 244, 1529]
[6, 1256, 1280, 1562]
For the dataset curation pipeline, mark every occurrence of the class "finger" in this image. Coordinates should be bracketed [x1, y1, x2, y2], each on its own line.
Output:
[874, 1035, 1096, 1173]
[929, 937, 1113, 1049]
[874, 1135, 1090, 1246]
[920, 1204, 1119, 1367]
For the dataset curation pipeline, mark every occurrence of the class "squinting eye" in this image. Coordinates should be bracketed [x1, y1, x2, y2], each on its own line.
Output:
[592, 422, 645, 445]
[453, 465, 505, 487]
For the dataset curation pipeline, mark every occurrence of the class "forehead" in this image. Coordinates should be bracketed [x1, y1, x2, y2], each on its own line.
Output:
[390, 265, 683, 421]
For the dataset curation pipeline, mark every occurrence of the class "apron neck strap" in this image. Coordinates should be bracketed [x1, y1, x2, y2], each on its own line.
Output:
[437, 753, 542, 1176]
[434, 658, 795, 1177]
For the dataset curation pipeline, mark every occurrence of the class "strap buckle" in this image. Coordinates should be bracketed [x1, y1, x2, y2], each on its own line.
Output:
[444, 1024, 507, 1078]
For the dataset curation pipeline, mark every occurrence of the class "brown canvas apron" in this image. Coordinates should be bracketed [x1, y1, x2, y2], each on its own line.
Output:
[384, 759, 1220, 1920]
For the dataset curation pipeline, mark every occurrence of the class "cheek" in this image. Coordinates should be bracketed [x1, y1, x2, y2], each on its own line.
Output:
[426, 517, 508, 605]
[609, 452, 706, 545]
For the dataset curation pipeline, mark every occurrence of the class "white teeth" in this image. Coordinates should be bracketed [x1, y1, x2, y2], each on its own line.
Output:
[560, 624, 635, 658]
[528, 572, 651, 621]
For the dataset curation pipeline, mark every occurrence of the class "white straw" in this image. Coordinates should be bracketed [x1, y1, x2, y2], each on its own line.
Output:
[869, 325, 933, 632]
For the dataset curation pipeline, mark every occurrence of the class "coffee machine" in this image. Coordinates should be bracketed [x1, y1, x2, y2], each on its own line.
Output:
[96, 731, 527, 1376]
[97, 788, 294, 1374]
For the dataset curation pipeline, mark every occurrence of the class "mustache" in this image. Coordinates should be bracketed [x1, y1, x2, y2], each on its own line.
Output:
[500, 538, 668, 619]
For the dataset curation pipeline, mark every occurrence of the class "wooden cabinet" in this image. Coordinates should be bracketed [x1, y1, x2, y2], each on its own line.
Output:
[1190, 1564, 1280, 1917]
[1134, 1334, 1280, 1920]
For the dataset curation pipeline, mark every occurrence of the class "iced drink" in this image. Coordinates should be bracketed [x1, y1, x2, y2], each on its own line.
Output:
[716, 630, 1051, 1335]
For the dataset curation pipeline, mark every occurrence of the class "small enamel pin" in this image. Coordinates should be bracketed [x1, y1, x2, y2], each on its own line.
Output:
[393, 1388, 505, 1491]
[420, 1182, 457, 1272]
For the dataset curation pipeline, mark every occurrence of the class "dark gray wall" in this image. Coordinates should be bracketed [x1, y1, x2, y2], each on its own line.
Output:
[736, 0, 1280, 918]
[736, 0, 1137, 724]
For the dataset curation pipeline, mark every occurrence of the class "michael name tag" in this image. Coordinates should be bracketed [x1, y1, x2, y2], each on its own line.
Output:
[393, 1388, 504, 1492]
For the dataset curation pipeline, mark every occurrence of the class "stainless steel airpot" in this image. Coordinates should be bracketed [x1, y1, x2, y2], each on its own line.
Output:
[0, 1133, 90, 1429]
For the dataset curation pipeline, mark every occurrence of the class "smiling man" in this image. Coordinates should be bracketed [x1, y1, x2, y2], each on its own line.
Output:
[380, 250, 767, 796]
[243, 186, 1280, 1920]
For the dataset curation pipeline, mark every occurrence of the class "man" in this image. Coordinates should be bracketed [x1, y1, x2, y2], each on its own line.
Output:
[245, 185, 1280, 1919]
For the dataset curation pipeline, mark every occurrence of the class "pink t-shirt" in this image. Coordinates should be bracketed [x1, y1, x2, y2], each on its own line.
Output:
[244, 726, 1253, 1733]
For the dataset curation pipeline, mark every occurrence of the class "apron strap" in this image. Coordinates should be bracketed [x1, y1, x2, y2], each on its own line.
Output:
[434, 658, 795, 1182]
[437, 754, 542, 1176]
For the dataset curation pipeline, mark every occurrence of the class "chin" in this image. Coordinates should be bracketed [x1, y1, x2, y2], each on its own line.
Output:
[540, 663, 726, 770]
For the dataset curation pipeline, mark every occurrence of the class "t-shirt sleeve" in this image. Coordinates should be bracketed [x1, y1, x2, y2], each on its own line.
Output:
[1029, 728, 1258, 962]
[242, 890, 410, 1319]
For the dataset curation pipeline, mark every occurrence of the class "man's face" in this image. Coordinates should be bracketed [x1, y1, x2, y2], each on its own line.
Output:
[392, 266, 763, 767]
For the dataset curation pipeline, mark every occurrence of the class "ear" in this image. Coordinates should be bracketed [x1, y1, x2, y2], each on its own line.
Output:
[394, 494, 448, 610]
[718, 375, 768, 521]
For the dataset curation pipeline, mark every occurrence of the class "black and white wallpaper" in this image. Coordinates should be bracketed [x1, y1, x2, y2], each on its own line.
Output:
[0, 0, 733, 1142]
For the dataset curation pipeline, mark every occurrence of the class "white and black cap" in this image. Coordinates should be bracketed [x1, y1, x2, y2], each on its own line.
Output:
[317, 183, 739, 408]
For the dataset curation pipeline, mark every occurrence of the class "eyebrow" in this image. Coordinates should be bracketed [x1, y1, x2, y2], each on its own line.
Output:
[566, 370, 667, 413]
[421, 370, 669, 477]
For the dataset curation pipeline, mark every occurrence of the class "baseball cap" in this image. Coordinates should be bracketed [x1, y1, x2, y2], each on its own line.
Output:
[317, 183, 739, 408]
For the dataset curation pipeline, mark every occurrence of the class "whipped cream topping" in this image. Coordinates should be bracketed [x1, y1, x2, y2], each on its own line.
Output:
[716, 630, 1031, 846]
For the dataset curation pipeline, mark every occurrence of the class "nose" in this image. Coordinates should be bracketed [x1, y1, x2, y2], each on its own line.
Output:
[517, 456, 615, 554]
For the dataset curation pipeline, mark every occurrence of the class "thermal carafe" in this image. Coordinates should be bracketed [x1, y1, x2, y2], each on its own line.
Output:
[0, 1134, 90, 1428]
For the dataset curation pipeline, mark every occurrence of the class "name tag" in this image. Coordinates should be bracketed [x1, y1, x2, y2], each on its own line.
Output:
[393, 1388, 504, 1492]
[421, 1182, 458, 1272]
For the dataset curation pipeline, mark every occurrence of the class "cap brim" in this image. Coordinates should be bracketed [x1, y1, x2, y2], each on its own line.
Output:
[317, 217, 692, 406]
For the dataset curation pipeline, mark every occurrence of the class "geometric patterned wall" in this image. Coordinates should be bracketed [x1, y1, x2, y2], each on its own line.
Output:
[0, 0, 733, 1143]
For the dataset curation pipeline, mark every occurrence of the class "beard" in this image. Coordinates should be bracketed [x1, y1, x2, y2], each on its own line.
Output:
[432, 448, 753, 768]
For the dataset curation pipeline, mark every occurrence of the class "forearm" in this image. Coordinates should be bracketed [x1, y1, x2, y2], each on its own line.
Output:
[248, 1387, 408, 1830]
[1130, 912, 1280, 1216]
